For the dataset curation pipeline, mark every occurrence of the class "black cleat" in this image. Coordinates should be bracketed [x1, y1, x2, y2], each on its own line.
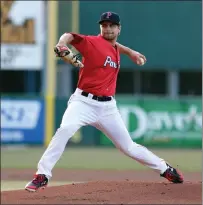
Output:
[160, 164, 184, 183]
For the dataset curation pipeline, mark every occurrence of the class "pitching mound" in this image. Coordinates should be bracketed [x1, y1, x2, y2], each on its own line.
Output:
[1, 181, 201, 204]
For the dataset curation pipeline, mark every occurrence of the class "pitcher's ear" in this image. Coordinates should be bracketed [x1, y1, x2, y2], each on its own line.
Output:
[119, 25, 121, 34]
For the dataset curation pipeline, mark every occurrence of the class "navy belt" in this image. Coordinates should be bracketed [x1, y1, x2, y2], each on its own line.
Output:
[81, 91, 112, 102]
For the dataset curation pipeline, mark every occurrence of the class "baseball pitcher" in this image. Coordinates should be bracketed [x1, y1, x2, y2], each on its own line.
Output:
[25, 12, 183, 192]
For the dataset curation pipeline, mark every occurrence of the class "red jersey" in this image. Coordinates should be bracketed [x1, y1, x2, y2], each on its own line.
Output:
[69, 33, 120, 96]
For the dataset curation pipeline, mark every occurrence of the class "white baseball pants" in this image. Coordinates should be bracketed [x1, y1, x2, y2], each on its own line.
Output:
[37, 88, 167, 178]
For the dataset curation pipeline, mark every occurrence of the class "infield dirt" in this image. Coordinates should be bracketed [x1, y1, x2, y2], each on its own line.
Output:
[1, 169, 201, 204]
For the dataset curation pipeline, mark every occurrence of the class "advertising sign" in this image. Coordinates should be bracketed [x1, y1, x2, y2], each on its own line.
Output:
[1, 98, 45, 144]
[100, 99, 202, 148]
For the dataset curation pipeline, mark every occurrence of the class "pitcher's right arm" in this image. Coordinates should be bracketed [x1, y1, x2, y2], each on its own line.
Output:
[56, 33, 74, 47]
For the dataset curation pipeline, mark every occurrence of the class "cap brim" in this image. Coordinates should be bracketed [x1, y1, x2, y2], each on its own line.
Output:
[98, 19, 120, 25]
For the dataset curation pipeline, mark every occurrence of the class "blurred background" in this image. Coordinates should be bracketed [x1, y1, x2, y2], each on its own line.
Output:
[1, 0, 202, 190]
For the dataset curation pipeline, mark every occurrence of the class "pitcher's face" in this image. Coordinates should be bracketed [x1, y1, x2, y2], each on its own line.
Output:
[100, 21, 121, 40]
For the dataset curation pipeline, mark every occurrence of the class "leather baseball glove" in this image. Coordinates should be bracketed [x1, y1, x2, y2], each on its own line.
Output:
[54, 45, 84, 68]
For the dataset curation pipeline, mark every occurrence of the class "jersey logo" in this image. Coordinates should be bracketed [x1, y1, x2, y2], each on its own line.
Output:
[104, 56, 120, 69]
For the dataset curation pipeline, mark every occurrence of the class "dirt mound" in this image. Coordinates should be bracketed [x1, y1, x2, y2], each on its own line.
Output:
[1, 181, 201, 204]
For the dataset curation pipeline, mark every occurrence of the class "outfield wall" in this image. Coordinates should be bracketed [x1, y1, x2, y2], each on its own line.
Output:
[1, 96, 201, 148]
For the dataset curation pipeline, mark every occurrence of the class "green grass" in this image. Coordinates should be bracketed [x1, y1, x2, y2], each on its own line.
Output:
[1, 147, 202, 172]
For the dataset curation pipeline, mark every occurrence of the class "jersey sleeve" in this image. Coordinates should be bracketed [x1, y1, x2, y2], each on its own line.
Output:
[68, 32, 88, 56]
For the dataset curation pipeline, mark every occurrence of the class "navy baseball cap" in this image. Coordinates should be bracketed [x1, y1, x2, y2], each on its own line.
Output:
[98, 12, 121, 25]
